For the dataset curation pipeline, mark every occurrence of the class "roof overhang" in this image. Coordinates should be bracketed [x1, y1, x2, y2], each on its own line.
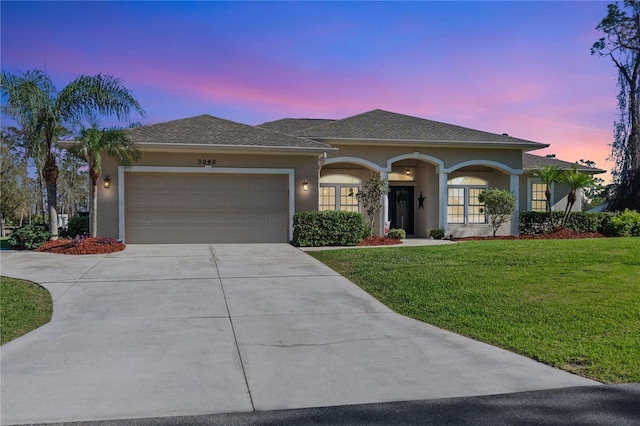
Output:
[313, 138, 549, 150]
[59, 140, 338, 155]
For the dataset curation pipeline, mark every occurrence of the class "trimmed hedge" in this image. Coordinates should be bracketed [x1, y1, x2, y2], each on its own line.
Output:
[292, 210, 367, 247]
[519, 210, 640, 237]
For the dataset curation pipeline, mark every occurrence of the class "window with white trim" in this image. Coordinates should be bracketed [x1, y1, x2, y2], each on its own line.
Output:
[319, 175, 360, 212]
[447, 177, 488, 224]
[529, 179, 551, 211]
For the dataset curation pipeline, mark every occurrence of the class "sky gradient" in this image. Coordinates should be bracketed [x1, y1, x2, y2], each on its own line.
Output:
[2, 1, 618, 181]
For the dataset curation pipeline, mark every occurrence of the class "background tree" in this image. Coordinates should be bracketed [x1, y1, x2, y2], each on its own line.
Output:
[592, 0, 640, 210]
[577, 159, 607, 210]
[57, 150, 89, 219]
[68, 125, 140, 236]
[1, 69, 145, 238]
[351, 172, 390, 236]
[1, 129, 29, 234]
[478, 188, 517, 237]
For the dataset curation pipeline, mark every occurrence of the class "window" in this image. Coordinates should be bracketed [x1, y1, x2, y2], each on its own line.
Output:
[447, 177, 488, 224]
[529, 180, 550, 211]
[319, 175, 360, 212]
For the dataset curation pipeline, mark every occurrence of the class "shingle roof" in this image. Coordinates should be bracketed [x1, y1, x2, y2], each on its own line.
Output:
[257, 118, 337, 135]
[289, 109, 547, 147]
[523, 153, 605, 174]
[128, 114, 334, 150]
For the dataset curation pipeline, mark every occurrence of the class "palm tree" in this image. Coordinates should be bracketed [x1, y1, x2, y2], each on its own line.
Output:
[1, 69, 144, 238]
[534, 165, 563, 228]
[68, 126, 141, 237]
[560, 166, 596, 228]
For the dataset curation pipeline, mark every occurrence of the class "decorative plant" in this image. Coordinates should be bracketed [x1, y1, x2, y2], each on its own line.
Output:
[429, 228, 446, 240]
[351, 172, 390, 236]
[387, 228, 406, 240]
[478, 188, 517, 237]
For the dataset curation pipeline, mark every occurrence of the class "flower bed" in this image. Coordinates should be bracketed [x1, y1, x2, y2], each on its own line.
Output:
[35, 236, 125, 255]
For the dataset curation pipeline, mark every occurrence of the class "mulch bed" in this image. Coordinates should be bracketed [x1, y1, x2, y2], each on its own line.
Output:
[35, 237, 126, 255]
[451, 228, 605, 241]
[358, 236, 403, 246]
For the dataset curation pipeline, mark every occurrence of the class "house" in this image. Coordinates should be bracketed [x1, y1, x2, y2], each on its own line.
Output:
[94, 109, 604, 243]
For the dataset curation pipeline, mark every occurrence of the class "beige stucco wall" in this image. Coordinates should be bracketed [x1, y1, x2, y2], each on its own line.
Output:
[98, 150, 321, 240]
[519, 172, 583, 213]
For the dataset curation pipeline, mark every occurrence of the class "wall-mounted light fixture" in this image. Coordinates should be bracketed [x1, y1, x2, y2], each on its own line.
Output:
[103, 176, 111, 189]
[302, 179, 309, 191]
[405, 168, 411, 176]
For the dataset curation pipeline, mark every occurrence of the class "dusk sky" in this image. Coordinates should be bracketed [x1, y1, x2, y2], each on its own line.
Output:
[1, 1, 618, 181]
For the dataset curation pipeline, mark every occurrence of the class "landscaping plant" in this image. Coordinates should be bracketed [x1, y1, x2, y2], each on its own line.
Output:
[351, 172, 389, 236]
[478, 188, 516, 236]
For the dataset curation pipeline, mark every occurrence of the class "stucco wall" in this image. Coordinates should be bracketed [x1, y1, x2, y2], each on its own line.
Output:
[98, 151, 321, 240]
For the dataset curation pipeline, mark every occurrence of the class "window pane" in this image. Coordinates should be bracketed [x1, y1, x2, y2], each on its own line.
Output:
[448, 176, 487, 185]
[320, 174, 361, 184]
[319, 186, 336, 210]
[531, 182, 547, 212]
[339, 186, 359, 212]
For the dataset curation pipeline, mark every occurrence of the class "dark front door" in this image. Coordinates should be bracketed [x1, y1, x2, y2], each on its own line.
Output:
[388, 186, 414, 235]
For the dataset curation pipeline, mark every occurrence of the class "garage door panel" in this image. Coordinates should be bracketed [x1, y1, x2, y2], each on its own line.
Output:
[125, 172, 289, 244]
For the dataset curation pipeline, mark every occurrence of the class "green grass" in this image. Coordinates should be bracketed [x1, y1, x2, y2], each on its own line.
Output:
[1, 276, 53, 345]
[309, 238, 640, 384]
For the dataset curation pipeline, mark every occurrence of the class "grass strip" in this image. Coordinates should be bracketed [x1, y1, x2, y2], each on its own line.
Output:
[309, 238, 640, 383]
[1, 276, 53, 345]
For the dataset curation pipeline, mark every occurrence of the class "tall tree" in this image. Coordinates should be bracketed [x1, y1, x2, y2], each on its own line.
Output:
[68, 126, 140, 237]
[1, 69, 144, 237]
[560, 167, 596, 228]
[534, 165, 563, 227]
[57, 150, 89, 218]
[592, 0, 640, 210]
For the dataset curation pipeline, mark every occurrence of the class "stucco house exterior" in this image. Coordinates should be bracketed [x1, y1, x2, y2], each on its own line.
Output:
[94, 109, 604, 243]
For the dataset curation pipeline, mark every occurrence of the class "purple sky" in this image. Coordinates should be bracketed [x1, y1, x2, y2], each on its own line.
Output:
[2, 1, 617, 181]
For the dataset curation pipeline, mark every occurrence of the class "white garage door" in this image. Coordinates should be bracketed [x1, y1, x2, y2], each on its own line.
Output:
[125, 172, 289, 243]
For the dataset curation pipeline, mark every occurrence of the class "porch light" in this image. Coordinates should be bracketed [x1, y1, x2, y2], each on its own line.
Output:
[104, 176, 111, 189]
[302, 179, 309, 191]
[405, 168, 411, 175]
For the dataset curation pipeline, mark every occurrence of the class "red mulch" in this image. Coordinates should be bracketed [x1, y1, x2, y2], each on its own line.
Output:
[358, 236, 403, 246]
[452, 228, 605, 241]
[35, 237, 126, 255]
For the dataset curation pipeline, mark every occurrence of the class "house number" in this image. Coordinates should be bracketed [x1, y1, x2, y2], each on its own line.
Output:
[197, 159, 217, 165]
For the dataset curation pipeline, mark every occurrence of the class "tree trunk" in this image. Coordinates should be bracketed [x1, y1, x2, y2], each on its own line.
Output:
[90, 179, 98, 237]
[43, 153, 59, 238]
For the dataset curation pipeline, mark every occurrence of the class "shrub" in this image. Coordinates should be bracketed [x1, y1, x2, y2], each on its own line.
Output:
[65, 213, 89, 238]
[8, 224, 52, 249]
[292, 210, 367, 247]
[478, 188, 517, 236]
[602, 209, 640, 237]
[387, 228, 406, 240]
[519, 211, 610, 235]
[429, 228, 446, 240]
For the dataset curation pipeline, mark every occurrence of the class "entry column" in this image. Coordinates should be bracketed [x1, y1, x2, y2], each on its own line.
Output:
[510, 174, 520, 235]
[438, 172, 448, 231]
[381, 171, 389, 235]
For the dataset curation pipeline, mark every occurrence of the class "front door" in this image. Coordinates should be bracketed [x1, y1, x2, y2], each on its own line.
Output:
[388, 186, 414, 235]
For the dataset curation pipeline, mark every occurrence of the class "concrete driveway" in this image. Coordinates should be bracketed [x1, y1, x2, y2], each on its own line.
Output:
[1, 244, 598, 425]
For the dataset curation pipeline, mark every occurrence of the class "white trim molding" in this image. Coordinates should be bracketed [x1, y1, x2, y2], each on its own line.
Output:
[323, 156, 385, 172]
[118, 165, 296, 243]
[444, 159, 523, 175]
[386, 153, 445, 173]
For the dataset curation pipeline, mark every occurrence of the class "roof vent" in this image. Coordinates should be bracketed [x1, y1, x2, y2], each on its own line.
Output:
[502, 133, 509, 136]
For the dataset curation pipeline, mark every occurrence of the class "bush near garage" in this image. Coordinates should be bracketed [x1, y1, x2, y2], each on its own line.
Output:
[8, 224, 52, 250]
[63, 213, 90, 238]
[292, 210, 367, 247]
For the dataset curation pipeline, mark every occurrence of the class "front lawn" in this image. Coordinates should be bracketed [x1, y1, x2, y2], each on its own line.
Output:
[309, 238, 640, 383]
[1, 276, 53, 345]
